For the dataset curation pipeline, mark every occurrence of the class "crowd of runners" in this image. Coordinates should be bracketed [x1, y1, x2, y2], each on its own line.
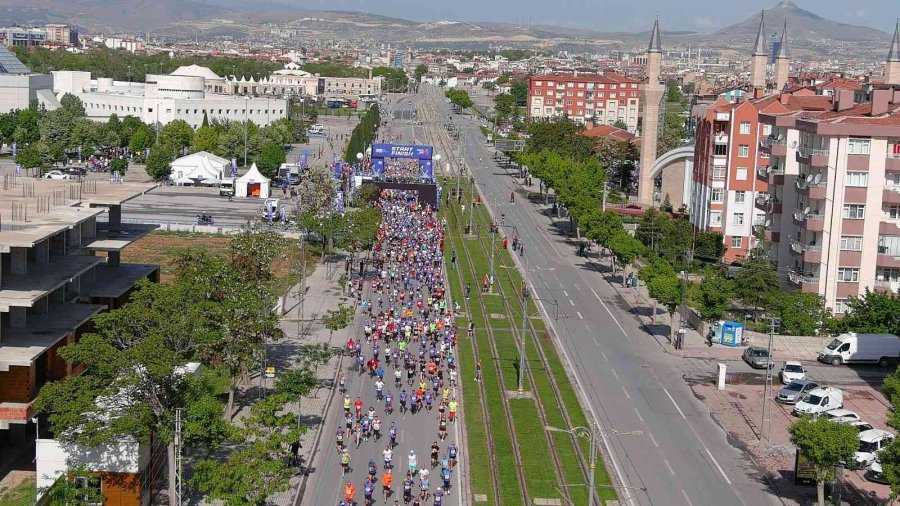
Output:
[336, 189, 461, 506]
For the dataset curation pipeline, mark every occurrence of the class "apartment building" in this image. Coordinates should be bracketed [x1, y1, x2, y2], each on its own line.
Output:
[526, 73, 642, 133]
[43, 24, 77, 45]
[0, 179, 159, 448]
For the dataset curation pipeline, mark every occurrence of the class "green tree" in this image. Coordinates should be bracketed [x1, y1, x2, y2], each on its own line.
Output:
[695, 271, 734, 322]
[657, 111, 687, 156]
[482, 81, 497, 91]
[607, 229, 644, 276]
[510, 79, 528, 106]
[635, 207, 670, 254]
[733, 242, 779, 319]
[522, 117, 594, 161]
[414, 64, 428, 82]
[59, 93, 86, 117]
[323, 303, 355, 339]
[445, 88, 473, 109]
[639, 255, 678, 327]
[192, 126, 220, 153]
[16, 142, 44, 173]
[830, 290, 900, 336]
[788, 417, 858, 506]
[494, 93, 518, 125]
[694, 231, 725, 263]
[145, 146, 174, 181]
[256, 143, 286, 180]
[596, 138, 639, 195]
[128, 123, 154, 154]
[612, 119, 628, 130]
[159, 119, 194, 154]
[775, 292, 831, 336]
[109, 156, 128, 174]
[649, 273, 683, 342]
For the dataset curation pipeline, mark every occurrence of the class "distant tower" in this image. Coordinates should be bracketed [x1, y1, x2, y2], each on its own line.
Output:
[750, 11, 768, 92]
[775, 20, 790, 92]
[638, 19, 665, 206]
[887, 20, 900, 86]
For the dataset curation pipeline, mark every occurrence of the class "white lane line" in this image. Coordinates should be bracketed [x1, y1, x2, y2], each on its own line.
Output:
[610, 368, 620, 382]
[590, 287, 601, 301]
[600, 352, 608, 362]
[542, 279, 550, 289]
[664, 458, 675, 476]
[681, 489, 695, 506]
[574, 284, 581, 291]
[705, 448, 733, 485]
[568, 299, 575, 306]
[577, 311, 583, 320]
[585, 324, 591, 332]
[663, 388, 687, 420]
[562, 290, 569, 297]
[621, 386, 630, 399]
[598, 298, 628, 336]
[633, 407, 645, 424]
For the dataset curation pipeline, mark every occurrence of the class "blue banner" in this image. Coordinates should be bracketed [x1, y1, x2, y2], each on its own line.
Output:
[371, 143, 433, 160]
[333, 161, 344, 180]
[420, 160, 433, 180]
[374, 159, 385, 175]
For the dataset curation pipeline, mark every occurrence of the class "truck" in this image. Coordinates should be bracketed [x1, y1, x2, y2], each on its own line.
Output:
[817, 332, 900, 367]
[219, 177, 235, 196]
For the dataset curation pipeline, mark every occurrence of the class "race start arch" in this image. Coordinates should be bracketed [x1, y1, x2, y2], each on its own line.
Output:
[371, 143, 435, 181]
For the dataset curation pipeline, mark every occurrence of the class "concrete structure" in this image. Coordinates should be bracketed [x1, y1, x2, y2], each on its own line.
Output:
[775, 21, 790, 92]
[221, 64, 384, 100]
[526, 72, 641, 131]
[52, 69, 288, 128]
[0, 46, 56, 114]
[650, 145, 695, 210]
[0, 179, 159, 435]
[0, 26, 46, 47]
[638, 19, 666, 205]
[750, 12, 768, 93]
[43, 24, 77, 45]
[887, 21, 900, 86]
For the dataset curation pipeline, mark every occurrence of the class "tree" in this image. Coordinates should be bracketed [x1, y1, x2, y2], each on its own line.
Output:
[323, 303, 354, 339]
[639, 255, 678, 327]
[414, 64, 428, 82]
[612, 119, 628, 130]
[607, 230, 644, 276]
[256, 142, 286, 180]
[635, 207, 670, 254]
[695, 231, 725, 263]
[509, 79, 528, 106]
[59, 93, 86, 117]
[445, 88, 473, 109]
[192, 126, 220, 153]
[482, 81, 497, 91]
[145, 147, 174, 181]
[788, 417, 858, 506]
[128, 124, 154, 154]
[523, 118, 594, 162]
[596, 139, 639, 194]
[830, 290, 900, 336]
[657, 111, 687, 156]
[695, 271, 734, 322]
[733, 242, 779, 319]
[494, 93, 518, 125]
[775, 292, 831, 336]
[16, 143, 43, 173]
[109, 156, 128, 174]
[649, 273, 683, 341]
[159, 119, 194, 154]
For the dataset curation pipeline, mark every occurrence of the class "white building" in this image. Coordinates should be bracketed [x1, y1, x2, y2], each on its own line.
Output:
[0, 46, 57, 114]
[52, 68, 288, 128]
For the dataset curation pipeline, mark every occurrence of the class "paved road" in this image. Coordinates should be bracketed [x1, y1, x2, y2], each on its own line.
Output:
[413, 85, 781, 506]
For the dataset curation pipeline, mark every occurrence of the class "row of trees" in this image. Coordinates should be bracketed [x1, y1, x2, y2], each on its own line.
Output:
[344, 104, 381, 163]
[445, 88, 473, 109]
[36, 229, 333, 505]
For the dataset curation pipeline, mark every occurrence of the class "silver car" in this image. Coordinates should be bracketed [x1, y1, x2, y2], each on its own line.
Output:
[743, 346, 774, 369]
[776, 380, 819, 404]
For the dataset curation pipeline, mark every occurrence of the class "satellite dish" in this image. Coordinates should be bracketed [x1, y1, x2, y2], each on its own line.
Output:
[804, 206, 811, 214]
[765, 219, 772, 227]
[813, 173, 822, 184]
[790, 141, 798, 149]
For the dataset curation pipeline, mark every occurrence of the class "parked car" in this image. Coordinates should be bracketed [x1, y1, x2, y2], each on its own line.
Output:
[743, 346, 774, 369]
[823, 409, 861, 424]
[780, 361, 806, 384]
[867, 460, 890, 484]
[818, 332, 900, 367]
[776, 380, 819, 404]
[793, 387, 844, 416]
[855, 429, 894, 469]
[848, 420, 875, 433]
[43, 170, 73, 180]
[66, 166, 87, 176]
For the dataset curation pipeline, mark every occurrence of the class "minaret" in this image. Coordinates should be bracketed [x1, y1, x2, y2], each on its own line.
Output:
[750, 11, 768, 92]
[638, 19, 665, 206]
[775, 20, 790, 91]
[887, 20, 900, 86]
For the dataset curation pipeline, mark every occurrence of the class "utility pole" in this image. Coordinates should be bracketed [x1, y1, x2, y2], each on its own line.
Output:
[244, 96, 249, 167]
[602, 182, 608, 212]
[174, 408, 183, 506]
[677, 250, 692, 349]
[518, 256, 528, 394]
[468, 176, 475, 235]
[761, 317, 779, 441]
[588, 422, 597, 506]
[297, 234, 306, 336]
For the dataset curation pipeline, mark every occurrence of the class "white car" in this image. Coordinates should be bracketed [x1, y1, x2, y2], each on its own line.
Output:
[43, 170, 73, 180]
[855, 429, 894, 469]
[780, 361, 806, 384]
[823, 408, 861, 424]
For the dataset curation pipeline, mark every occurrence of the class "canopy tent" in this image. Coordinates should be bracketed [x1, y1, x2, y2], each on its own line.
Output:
[235, 163, 271, 198]
[169, 151, 228, 185]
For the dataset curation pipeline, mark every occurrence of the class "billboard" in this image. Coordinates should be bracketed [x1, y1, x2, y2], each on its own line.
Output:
[371, 143, 433, 160]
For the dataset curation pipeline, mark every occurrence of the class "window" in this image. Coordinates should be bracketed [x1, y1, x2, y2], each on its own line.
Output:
[714, 144, 728, 156]
[735, 191, 746, 203]
[567, 90, 574, 97]
[834, 299, 850, 314]
[846, 172, 868, 186]
[848, 138, 871, 155]
[73, 476, 102, 505]
[837, 268, 860, 282]
[736, 167, 748, 180]
[733, 213, 745, 225]
[534, 89, 542, 96]
[711, 188, 723, 202]
[879, 235, 900, 255]
[712, 167, 726, 179]
[763, 124, 772, 136]
[710, 211, 723, 226]
[843, 204, 866, 219]
[890, 205, 900, 219]
[840, 236, 863, 251]
[738, 145, 750, 157]
[731, 236, 742, 248]
[577, 91, 583, 97]
[740, 122, 751, 134]
[534, 81, 542, 86]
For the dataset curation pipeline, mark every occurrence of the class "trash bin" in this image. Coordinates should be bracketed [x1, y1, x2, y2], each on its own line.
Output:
[631, 277, 638, 287]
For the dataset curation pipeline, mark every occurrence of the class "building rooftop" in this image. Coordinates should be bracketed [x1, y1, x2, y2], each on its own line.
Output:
[79, 263, 158, 300]
[0, 46, 31, 74]
[0, 302, 106, 368]
[0, 255, 103, 311]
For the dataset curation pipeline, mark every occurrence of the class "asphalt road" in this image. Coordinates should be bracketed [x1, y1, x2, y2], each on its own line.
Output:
[414, 84, 781, 506]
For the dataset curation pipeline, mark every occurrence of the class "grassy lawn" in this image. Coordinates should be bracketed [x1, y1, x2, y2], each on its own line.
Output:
[0, 475, 35, 506]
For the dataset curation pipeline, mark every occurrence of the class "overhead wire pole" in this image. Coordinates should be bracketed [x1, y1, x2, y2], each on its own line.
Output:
[761, 317, 779, 441]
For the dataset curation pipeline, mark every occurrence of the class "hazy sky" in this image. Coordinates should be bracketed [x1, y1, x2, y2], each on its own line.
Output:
[276, 0, 896, 33]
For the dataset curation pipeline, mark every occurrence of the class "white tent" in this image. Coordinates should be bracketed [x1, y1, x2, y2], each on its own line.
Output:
[169, 151, 229, 185]
[235, 163, 271, 198]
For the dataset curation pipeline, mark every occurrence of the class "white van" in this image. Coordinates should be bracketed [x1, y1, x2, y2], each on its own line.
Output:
[308, 124, 325, 135]
[855, 429, 894, 469]
[219, 177, 235, 196]
[818, 332, 900, 367]
[793, 386, 843, 417]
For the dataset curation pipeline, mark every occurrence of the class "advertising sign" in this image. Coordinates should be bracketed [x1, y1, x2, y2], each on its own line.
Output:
[371, 143, 433, 160]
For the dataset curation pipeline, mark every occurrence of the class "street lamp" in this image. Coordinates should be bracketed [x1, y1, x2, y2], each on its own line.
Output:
[244, 96, 249, 167]
[545, 424, 644, 506]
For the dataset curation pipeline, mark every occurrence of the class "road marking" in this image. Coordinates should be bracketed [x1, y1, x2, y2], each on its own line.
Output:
[705, 448, 733, 485]
[590, 287, 601, 301]
[577, 311, 583, 320]
[585, 324, 591, 332]
[633, 407, 645, 424]
[598, 299, 628, 336]
[562, 290, 569, 297]
[574, 284, 581, 291]
[600, 352, 608, 362]
[664, 458, 675, 476]
[663, 388, 687, 420]
[568, 299, 575, 306]
[681, 489, 695, 506]
[621, 386, 630, 399]
[543, 279, 550, 289]
[610, 368, 620, 382]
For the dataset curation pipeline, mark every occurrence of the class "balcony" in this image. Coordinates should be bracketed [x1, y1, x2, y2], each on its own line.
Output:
[790, 237, 823, 263]
[755, 193, 771, 206]
[796, 147, 829, 167]
[788, 270, 820, 290]
[874, 279, 900, 294]
[885, 186, 900, 205]
[714, 133, 729, 144]
[760, 137, 787, 156]
[877, 252, 900, 268]
[886, 155, 900, 171]
[765, 230, 781, 243]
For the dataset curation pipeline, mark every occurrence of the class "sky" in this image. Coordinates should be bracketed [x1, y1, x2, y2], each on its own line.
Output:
[263, 0, 897, 33]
